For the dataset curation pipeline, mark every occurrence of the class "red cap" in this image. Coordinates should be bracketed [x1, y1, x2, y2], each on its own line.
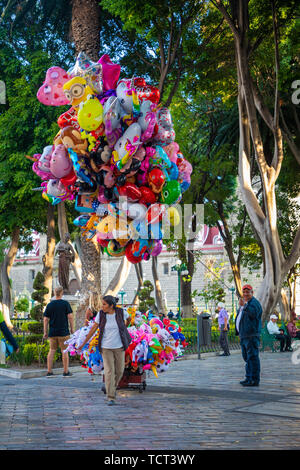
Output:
[242, 284, 253, 291]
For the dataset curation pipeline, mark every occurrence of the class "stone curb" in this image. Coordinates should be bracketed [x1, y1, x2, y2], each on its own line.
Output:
[0, 350, 242, 379]
[0, 365, 84, 379]
[179, 349, 241, 361]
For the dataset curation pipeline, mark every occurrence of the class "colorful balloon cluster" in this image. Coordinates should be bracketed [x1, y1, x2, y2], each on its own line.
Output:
[63, 307, 188, 377]
[33, 52, 193, 262]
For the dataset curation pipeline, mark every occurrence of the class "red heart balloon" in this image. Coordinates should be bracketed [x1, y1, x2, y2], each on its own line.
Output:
[138, 186, 157, 205]
[57, 107, 80, 130]
[135, 84, 160, 104]
[117, 182, 141, 201]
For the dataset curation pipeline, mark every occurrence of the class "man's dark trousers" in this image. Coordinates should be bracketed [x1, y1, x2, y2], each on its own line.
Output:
[274, 333, 291, 351]
[240, 336, 260, 384]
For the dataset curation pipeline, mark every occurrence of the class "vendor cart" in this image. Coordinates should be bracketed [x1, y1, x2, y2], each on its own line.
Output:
[102, 369, 147, 394]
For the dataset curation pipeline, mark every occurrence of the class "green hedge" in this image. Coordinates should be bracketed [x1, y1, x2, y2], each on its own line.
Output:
[181, 318, 197, 328]
[8, 339, 61, 366]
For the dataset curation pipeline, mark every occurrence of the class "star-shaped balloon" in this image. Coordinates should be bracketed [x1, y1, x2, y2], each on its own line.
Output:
[67, 51, 91, 76]
[67, 51, 103, 95]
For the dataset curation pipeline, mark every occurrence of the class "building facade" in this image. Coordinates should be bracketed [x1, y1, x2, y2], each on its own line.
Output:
[9, 227, 300, 317]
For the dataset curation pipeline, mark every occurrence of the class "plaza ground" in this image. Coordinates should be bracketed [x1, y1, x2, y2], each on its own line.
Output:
[1, 350, 300, 450]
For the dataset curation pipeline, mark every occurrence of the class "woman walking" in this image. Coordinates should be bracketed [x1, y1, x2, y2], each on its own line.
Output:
[78, 295, 131, 405]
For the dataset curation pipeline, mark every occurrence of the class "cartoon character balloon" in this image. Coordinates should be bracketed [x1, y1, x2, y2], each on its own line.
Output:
[33, 50, 193, 269]
[50, 144, 73, 178]
[63, 76, 94, 108]
[111, 123, 142, 170]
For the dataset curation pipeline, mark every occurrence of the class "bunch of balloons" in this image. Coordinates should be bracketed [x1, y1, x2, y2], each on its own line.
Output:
[63, 307, 188, 376]
[32, 52, 193, 262]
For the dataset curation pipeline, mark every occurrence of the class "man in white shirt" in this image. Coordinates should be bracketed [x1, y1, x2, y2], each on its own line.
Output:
[267, 314, 292, 352]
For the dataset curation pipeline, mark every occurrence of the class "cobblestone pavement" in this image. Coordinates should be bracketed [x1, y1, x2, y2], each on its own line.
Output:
[1, 350, 300, 451]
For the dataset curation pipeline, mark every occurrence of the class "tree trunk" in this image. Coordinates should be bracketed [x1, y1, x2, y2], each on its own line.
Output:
[42, 204, 56, 304]
[216, 207, 243, 298]
[132, 262, 143, 305]
[104, 256, 131, 296]
[181, 249, 194, 318]
[70, 0, 101, 327]
[292, 276, 297, 312]
[152, 256, 165, 313]
[71, 0, 101, 61]
[57, 202, 82, 288]
[0, 227, 20, 328]
[278, 288, 290, 322]
[75, 230, 101, 328]
[214, 0, 300, 321]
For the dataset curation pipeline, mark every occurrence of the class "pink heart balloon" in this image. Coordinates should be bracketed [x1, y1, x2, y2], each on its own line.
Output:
[37, 67, 70, 106]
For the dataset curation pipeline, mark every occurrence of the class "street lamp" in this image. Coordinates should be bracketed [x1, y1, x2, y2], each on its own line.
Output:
[228, 286, 235, 317]
[171, 260, 188, 324]
[118, 289, 126, 305]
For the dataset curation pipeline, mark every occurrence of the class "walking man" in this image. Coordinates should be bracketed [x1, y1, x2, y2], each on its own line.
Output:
[43, 286, 74, 377]
[235, 284, 262, 387]
[217, 302, 230, 356]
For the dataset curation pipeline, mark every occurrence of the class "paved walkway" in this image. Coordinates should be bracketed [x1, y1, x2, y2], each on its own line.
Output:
[1, 350, 300, 450]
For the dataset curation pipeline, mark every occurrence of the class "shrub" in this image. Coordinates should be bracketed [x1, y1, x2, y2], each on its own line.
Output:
[23, 344, 37, 366]
[24, 334, 44, 344]
[14, 296, 30, 316]
[8, 339, 61, 366]
[139, 280, 156, 313]
[26, 321, 43, 334]
[181, 318, 197, 328]
[28, 272, 48, 340]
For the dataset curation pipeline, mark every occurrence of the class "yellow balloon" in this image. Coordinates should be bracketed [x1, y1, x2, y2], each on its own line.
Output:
[151, 365, 158, 378]
[63, 76, 94, 108]
[77, 97, 103, 132]
[167, 207, 180, 226]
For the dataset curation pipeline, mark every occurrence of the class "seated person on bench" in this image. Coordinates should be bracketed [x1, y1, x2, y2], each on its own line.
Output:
[267, 313, 292, 352]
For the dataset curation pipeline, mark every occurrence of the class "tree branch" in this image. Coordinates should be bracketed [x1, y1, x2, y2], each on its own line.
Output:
[271, 0, 280, 129]
[210, 0, 240, 40]
[280, 108, 300, 166]
[283, 224, 300, 276]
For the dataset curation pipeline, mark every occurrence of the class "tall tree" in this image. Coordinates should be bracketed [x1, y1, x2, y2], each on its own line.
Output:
[210, 0, 300, 320]
[0, 2, 74, 322]
[1, 0, 102, 325]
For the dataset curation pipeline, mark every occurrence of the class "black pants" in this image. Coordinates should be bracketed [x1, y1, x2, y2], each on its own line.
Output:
[274, 333, 291, 351]
[219, 325, 230, 355]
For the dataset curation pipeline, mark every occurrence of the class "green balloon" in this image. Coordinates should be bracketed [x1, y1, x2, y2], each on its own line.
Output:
[160, 180, 181, 204]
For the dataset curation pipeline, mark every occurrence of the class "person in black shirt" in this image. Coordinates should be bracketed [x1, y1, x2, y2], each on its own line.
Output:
[43, 286, 74, 377]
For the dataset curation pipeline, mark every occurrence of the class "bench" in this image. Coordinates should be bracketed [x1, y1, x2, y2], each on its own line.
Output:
[260, 324, 281, 352]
